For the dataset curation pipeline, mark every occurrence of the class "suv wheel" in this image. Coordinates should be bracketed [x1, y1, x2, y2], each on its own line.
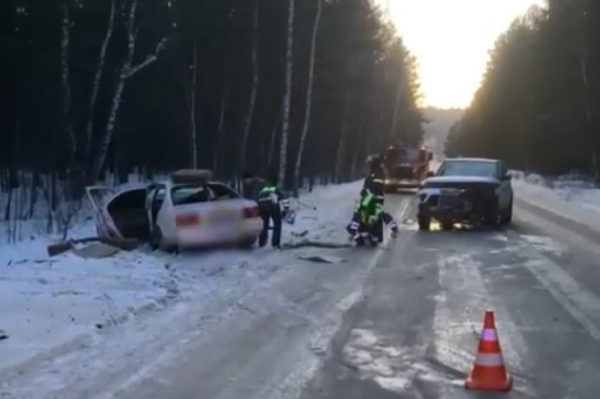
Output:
[418, 206, 431, 231]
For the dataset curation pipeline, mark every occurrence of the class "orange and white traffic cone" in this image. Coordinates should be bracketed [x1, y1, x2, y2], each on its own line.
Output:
[465, 310, 512, 392]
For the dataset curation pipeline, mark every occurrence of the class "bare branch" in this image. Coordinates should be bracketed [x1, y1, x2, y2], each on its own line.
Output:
[127, 38, 168, 78]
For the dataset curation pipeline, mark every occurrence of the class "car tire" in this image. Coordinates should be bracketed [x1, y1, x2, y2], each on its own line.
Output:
[418, 207, 431, 231]
[502, 199, 513, 225]
[441, 221, 453, 231]
[484, 201, 500, 227]
[239, 236, 258, 249]
[152, 227, 178, 254]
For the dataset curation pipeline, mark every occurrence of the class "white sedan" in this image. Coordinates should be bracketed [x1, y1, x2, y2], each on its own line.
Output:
[87, 170, 263, 251]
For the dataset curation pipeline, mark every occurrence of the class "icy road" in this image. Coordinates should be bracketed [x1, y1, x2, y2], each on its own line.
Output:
[4, 187, 600, 398]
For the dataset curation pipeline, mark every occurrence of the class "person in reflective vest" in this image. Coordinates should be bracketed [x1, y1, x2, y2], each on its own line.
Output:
[257, 175, 290, 248]
[346, 191, 398, 246]
[363, 154, 385, 207]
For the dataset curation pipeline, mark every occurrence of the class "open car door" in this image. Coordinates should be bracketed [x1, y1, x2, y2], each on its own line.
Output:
[85, 186, 115, 238]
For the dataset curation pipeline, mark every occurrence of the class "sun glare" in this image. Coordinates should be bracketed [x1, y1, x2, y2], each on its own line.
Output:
[383, 0, 544, 109]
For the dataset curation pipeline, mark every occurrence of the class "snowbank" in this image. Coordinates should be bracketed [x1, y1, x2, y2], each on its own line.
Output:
[0, 181, 362, 381]
[512, 171, 600, 232]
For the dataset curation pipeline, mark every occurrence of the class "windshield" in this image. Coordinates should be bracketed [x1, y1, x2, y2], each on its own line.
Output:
[437, 161, 498, 178]
[171, 184, 212, 206]
[386, 148, 419, 164]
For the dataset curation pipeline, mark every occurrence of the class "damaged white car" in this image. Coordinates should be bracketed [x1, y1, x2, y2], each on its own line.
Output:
[87, 170, 263, 251]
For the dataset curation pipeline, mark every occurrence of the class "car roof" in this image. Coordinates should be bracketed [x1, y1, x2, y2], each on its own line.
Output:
[443, 157, 500, 163]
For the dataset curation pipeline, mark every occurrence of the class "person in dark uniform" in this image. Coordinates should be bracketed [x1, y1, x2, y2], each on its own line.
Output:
[257, 174, 290, 248]
[363, 154, 385, 207]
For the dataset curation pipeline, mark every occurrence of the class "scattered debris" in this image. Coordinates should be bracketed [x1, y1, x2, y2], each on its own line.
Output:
[282, 240, 353, 250]
[297, 254, 347, 264]
[72, 243, 121, 259]
[47, 237, 141, 257]
[291, 230, 309, 237]
[0, 330, 8, 341]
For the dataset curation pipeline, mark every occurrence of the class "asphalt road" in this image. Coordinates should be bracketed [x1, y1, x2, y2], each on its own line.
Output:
[37, 193, 600, 399]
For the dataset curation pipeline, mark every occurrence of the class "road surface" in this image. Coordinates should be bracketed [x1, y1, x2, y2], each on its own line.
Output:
[11, 193, 600, 398]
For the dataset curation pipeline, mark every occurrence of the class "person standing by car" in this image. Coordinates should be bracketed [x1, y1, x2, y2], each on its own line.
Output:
[257, 174, 290, 248]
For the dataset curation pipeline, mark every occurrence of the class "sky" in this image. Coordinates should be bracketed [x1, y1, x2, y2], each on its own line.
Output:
[384, 0, 544, 109]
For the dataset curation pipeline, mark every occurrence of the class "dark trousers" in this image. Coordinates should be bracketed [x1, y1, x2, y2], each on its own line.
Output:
[259, 203, 282, 247]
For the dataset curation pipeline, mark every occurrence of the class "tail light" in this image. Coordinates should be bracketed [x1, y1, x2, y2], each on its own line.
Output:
[175, 213, 200, 228]
[243, 206, 260, 219]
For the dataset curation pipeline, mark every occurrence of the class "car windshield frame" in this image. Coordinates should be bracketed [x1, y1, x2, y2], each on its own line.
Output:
[386, 148, 420, 164]
[437, 160, 498, 178]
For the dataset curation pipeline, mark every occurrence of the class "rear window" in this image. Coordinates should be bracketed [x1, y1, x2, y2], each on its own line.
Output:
[438, 161, 498, 178]
[208, 183, 240, 201]
[171, 184, 211, 206]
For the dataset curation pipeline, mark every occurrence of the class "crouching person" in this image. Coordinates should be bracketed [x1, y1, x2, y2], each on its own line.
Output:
[346, 193, 398, 246]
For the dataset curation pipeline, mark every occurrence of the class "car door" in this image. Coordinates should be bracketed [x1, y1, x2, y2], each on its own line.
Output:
[146, 184, 167, 235]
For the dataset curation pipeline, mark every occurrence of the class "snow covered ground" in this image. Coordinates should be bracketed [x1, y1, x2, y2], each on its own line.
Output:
[0, 181, 362, 393]
[512, 170, 600, 232]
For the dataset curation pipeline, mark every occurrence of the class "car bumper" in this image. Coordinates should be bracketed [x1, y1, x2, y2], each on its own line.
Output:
[174, 218, 263, 248]
[385, 179, 420, 188]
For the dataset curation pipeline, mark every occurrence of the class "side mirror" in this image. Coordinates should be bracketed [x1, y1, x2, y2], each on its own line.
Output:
[502, 173, 512, 181]
[428, 153, 433, 161]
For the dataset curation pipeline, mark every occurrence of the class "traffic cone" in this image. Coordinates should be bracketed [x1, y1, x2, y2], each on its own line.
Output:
[465, 310, 512, 392]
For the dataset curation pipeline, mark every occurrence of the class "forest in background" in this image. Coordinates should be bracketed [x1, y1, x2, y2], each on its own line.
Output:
[0, 0, 424, 192]
[447, 0, 600, 177]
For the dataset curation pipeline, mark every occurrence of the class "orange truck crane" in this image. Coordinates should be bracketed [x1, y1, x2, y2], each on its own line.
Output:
[382, 144, 433, 192]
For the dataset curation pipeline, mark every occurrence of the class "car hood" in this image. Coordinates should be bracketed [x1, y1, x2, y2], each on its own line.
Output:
[424, 176, 500, 185]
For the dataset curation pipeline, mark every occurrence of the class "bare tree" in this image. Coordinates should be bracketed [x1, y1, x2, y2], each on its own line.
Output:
[61, 1, 77, 159]
[190, 39, 198, 168]
[239, 0, 260, 177]
[293, 0, 322, 195]
[85, 0, 116, 163]
[92, 0, 168, 180]
[278, 0, 295, 186]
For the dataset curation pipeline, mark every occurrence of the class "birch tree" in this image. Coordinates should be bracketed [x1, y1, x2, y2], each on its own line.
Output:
[239, 0, 260, 177]
[91, 0, 168, 180]
[278, 0, 295, 186]
[293, 0, 322, 195]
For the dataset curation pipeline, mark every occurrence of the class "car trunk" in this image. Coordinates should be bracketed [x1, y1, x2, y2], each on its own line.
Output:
[106, 189, 150, 240]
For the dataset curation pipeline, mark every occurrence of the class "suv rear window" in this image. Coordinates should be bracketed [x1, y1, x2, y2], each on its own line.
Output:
[438, 161, 498, 178]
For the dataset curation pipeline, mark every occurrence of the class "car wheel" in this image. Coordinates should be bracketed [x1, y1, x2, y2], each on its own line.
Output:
[484, 201, 500, 227]
[502, 199, 513, 224]
[239, 236, 258, 249]
[418, 206, 431, 231]
[441, 221, 454, 231]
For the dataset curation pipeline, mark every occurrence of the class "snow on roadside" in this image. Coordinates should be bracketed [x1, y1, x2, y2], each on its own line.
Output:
[512, 171, 600, 232]
[0, 181, 362, 383]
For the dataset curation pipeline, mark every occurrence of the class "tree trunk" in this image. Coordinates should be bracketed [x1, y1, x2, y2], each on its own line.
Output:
[213, 87, 228, 175]
[91, 0, 167, 180]
[190, 39, 198, 169]
[86, 0, 116, 166]
[278, 0, 295, 186]
[293, 0, 322, 196]
[334, 92, 351, 183]
[389, 76, 403, 142]
[268, 100, 285, 172]
[239, 1, 260, 177]
[61, 1, 77, 161]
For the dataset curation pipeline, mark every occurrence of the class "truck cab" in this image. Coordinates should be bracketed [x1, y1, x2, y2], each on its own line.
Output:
[382, 145, 433, 192]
